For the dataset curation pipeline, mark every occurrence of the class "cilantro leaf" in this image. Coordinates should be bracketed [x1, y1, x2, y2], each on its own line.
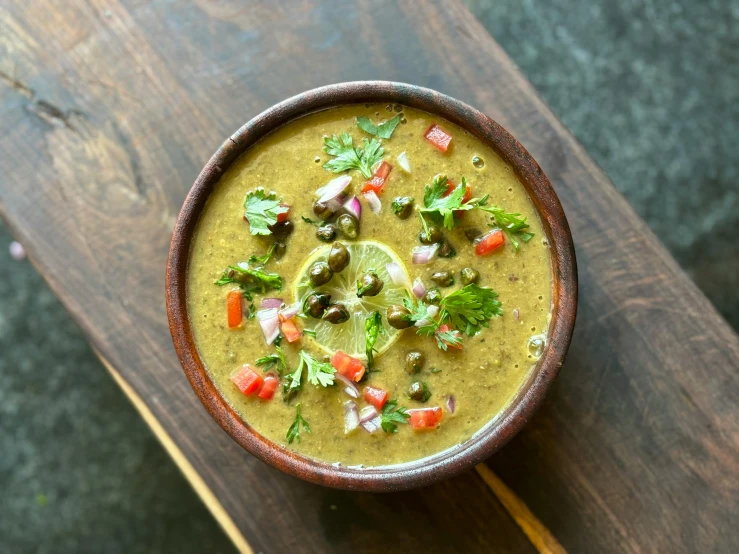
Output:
[356, 115, 401, 139]
[255, 343, 287, 375]
[323, 132, 384, 179]
[301, 216, 321, 226]
[420, 382, 432, 402]
[380, 399, 410, 433]
[401, 293, 433, 324]
[480, 205, 535, 251]
[286, 403, 311, 444]
[439, 284, 503, 336]
[282, 361, 303, 402]
[364, 311, 386, 369]
[248, 243, 276, 266]
[300, 350, 336, 387]
[420, 176, 483, 230]
[243, 188, 289, 236]
[302, 329, 317, 338]
[214, 264, 283, 296]
[434, 327, 464, 351]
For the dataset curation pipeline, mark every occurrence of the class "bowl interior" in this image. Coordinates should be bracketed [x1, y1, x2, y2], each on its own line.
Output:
[165, 81, 577, 491]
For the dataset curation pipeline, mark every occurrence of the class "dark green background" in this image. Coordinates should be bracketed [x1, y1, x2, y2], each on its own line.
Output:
[1, 1, 736, 552]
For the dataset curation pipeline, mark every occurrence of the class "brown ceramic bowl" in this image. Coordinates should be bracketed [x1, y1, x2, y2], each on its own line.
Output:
[166, 81, 577, 492]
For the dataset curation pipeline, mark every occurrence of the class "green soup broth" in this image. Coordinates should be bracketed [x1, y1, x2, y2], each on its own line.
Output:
[187, 104, 552, 467]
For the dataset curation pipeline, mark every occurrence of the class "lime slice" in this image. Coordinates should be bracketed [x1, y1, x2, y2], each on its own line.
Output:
[295, 240, 409, 359]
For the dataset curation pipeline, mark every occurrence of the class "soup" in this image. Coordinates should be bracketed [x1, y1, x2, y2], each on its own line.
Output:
[187, 104, 551, 467]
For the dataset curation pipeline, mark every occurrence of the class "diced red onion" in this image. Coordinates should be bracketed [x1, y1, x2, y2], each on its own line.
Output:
[360, 415, 382, 434]
[411, 244, 439, 265]
[427, 305, 439, 319]
[261, 297, 283, 309]
[279, 301, 301, 320]
[359, 405, 378, 423]
[363, 190, 382, 214]
[335, 372, 359, 398]
[342, 195, 362, 221]
[412, 277, 426, 298]
[396, 151, 411, 173]
[513, 309, 520, 321]
[316, 175, 352, 204]
[385, 262, 408, 287]
[256, 308, 280, 345]
[446, 395, 456, 414]
[9, 241, 26, 261]
[343, 400, 360, 433]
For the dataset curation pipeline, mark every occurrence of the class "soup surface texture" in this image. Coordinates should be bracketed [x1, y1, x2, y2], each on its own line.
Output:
[187, 104, 551, 467]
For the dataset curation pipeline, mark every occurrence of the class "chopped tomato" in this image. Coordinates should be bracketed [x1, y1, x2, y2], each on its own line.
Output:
[475, 229, 505, 256]
[226, 290, 243, 328]
[362, 176, 385, 195]
[279, 316, 302, 343]
[461, 183, 472, 204]
[373, 161, 392, 180]
[331, 351, 366, 382]
[276, 204, 290, 223]
[257, 375, 280, 400]
[424, 124, 452, 152]
[436, 324, 463, 350]
[362, 161, 393, 195]
[230, 364, 263, 395]
[363, 386, 388, 410]
[408, 407, 443, 429]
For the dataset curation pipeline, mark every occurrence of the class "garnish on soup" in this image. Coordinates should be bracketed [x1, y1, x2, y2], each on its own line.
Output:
[187, 104, 552, 466]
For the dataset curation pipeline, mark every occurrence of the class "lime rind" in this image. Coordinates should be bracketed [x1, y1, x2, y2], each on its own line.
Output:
[295, 241, 409, 359]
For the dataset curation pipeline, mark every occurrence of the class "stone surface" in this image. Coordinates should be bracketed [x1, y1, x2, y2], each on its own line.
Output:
[1, 0, 736, 552]
[466, 0, 739, 329]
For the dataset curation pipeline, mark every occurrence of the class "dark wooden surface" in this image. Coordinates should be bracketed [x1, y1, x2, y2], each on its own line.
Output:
[0, 1, 737, 553]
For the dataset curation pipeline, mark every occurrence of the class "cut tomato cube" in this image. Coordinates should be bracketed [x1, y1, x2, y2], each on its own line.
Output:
[257, 375, 280, 400]
[362, 161, 393, 195]
[373, 161, 392, 180]
[408, 407, 443, 429]
[362, 176, 385, 195]
[276, 204, 290, 223]
[363, 386, 388, 410]
[279, 317, 302, 343]
[424, 124, 452, 152]
[230, 364, 263, 395]
[227, 290, 243, 328]
[475, 229, 505, 256]
[331, 351, 366, 382]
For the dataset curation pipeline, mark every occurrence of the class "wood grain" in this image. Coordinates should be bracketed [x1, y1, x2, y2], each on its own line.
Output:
[0, 0, 737, 552]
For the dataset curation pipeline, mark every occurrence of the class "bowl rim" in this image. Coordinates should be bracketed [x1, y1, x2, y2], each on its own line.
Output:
[165, 81, 577, 491]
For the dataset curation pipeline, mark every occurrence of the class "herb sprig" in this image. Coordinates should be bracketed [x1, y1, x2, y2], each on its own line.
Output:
[300, 350, 336, 387]
[248, 243, 277, 266]
[243, 188, 289, 236]
[380, 399, 410, 433]
[214, 264, 283, 299]
[323, 133, 384, 179]
[479, 205, 534, 251]
[403, 284, 502, 350]
[286, 404, 310, 444]
[364, 311, 386, 369]
[356, 115, 401, 139]
[255, 343, 287, 375]
[420, 175, 485, 230]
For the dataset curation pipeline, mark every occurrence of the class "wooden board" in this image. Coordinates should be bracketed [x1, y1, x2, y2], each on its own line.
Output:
[0, 0, 737, 552]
